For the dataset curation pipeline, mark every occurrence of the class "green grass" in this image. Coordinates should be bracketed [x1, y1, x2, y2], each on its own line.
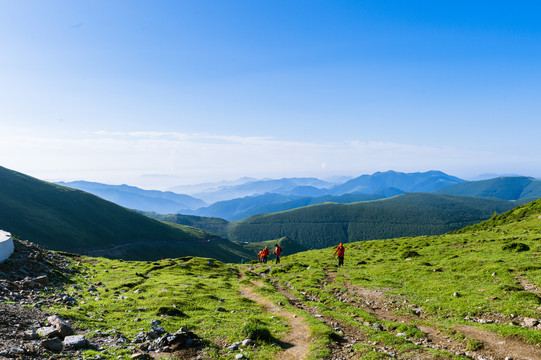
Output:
[44, 257, 290, 359]
[31, 195, 541, 359]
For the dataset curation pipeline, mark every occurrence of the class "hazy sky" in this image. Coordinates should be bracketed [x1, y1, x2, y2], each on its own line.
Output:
[1, 1, 540, 189]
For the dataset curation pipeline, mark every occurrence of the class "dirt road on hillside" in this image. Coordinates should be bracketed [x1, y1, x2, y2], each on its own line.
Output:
[239, 282, 311, 360]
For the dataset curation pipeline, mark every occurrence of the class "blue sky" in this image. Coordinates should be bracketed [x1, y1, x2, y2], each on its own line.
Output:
[1, 1, 540, 189]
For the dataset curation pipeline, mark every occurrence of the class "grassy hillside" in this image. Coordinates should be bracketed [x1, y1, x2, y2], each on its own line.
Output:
[436, 176, 541, 201]
[226, 193, 516, 249]
[234, 237, 309, 260]
[36, 198, 541, 360]
[139, 212, 231, 239]
[0, 166, 248, 262]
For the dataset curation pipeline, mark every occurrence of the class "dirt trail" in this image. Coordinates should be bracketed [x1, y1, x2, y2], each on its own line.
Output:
[239, 280, 311, 360]
[517, 273, 541, 297]
[331, 271, 541, 360]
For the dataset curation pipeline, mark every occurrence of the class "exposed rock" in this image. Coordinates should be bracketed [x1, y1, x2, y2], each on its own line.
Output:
[37, 326, 60, 338]
[523, 317, 539, 328]
[151, 324, 166, 335]
[40, 338, 64, 352]
[131, 353, 151, 360]
[63, 334, 89, 349]
[47, 314, 75, 337]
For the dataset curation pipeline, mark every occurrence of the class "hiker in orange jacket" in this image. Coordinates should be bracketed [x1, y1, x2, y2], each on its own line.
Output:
[333, 243, 345, 267]
[273, 244, 282, 264]
[258, 250, 264, 263]
[262, 246, 270, 263]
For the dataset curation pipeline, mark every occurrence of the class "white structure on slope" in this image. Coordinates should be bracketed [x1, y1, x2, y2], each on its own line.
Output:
[0, 230, 14, 263]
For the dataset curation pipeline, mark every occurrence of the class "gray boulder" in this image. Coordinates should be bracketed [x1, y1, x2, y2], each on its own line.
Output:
[64, 334, 88, 349]
[40, 338, 63, 352]
[47, 314, 74, 337]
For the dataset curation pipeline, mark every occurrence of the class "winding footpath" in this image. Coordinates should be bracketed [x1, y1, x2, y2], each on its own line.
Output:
[239, 281, 311, 360]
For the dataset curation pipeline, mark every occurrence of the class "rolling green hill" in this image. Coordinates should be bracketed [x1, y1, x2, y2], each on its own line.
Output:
[0, 166, 251, 262]
[234, 236, 309, 259]
[34, 198, 541, 359]
[226, 193, 517, 249]
[435, 176, 541, 201]
[137, 212, 231, 239]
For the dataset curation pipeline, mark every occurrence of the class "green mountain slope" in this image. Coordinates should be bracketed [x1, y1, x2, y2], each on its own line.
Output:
[226, 193, 517, 249]
[234, 236, 309, 259]
[35, 198, 541, 359]
[0, 166, 250, 262]
[138, 212, 231, 239]
[435, 176, 541, 201]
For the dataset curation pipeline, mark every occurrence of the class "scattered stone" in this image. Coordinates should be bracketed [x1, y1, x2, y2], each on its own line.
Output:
[34, 275, 51, 286]
[372, 323, 384, 331]
[217, 307, 227, 312]
[38, 326, 60, 338]
[64, 334, 88, 349]
[177, 327, 189, 334]
[131, 353, 151, 360]
[47, 314, 74, 337]
[40, 338, 64, 352]
[23, 330, 39, 340]
[242, 338, 254, 346]
[523, 317, 539, 328]
[453, 292, 461, 297]
[151, 324, 166, 335]
[7, 345, 25, 356]
[235, 354, 244, 359]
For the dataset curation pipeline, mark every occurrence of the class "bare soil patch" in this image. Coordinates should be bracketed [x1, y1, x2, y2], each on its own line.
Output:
[239, 281, 311, 360]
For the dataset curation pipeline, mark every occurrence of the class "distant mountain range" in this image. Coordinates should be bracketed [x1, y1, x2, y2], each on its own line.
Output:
[149, 192, 517, 250]
[57, 181, 206, 213]
[3, 165, 537, 261]
[57, 171, 541, 222]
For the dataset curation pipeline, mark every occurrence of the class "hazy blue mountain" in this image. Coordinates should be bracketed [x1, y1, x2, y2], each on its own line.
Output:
[435, 176, 541, 201]
[189, 193, 301, 220]
[168, 177, 257, 196]
[469, 173, 526, 181]
[57, 181, 206, 213]
[186, 192, 385, 221]
[329, 170, 464, 195]
[191, 177, 336, 203]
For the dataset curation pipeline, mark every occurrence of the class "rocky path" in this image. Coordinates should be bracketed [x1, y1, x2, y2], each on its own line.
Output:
[335, 275, 541, 360]
[261, 269, 541, 360]
[239, 280, 311, 360]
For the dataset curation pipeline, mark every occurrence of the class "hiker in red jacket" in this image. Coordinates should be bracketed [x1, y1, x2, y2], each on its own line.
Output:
[333, 243, 345, 267]
[273, 244, 282, 264]
[261, 246, 270, 263]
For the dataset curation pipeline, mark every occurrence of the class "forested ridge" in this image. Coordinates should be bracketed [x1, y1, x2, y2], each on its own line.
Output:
[226, 193, 516, 248]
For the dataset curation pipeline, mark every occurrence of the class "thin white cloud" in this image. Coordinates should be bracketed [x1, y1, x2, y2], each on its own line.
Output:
[0, 127, 538, 189]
